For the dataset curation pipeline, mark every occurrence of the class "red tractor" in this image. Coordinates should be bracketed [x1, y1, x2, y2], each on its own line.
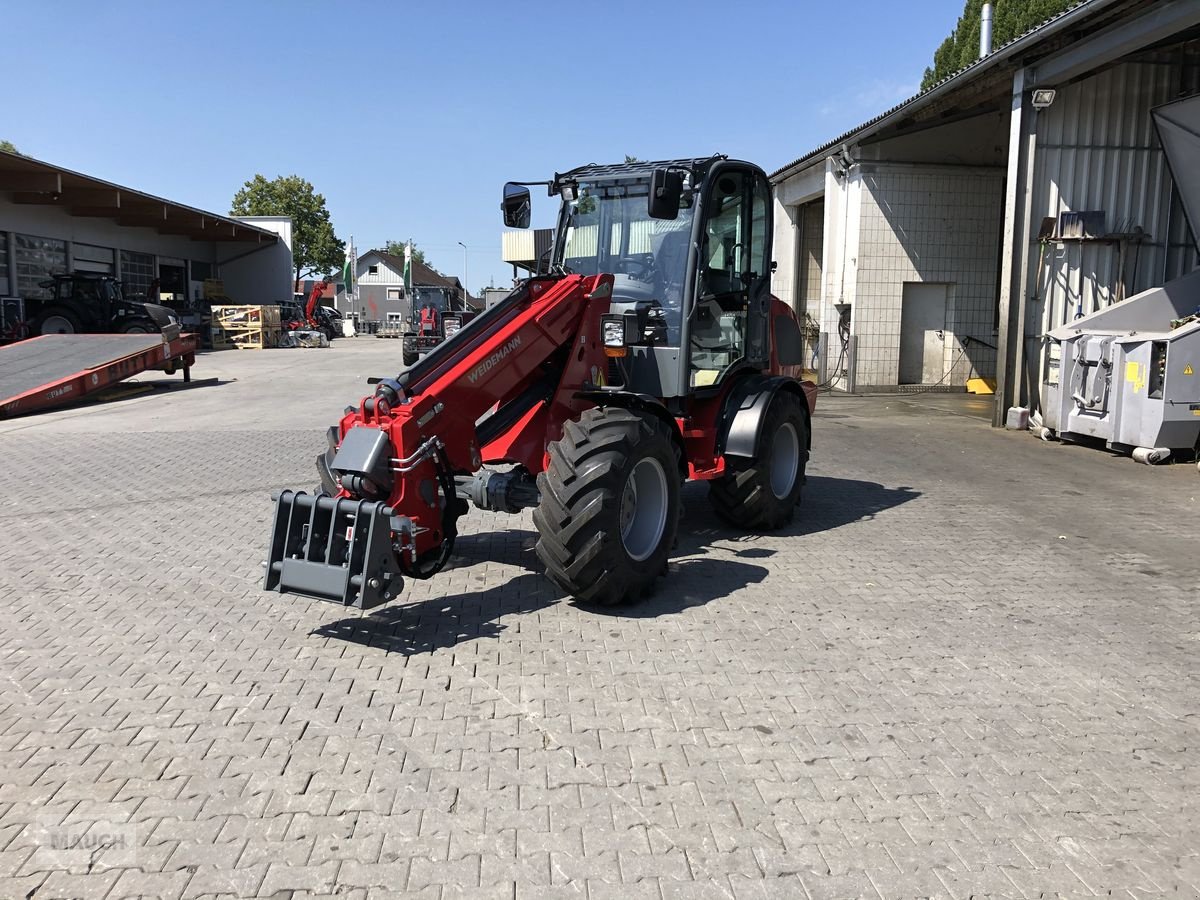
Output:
[266, 156, 815, 608]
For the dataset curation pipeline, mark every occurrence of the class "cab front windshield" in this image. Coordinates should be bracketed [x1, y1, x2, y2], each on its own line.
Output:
[413, 286, 448, 313]
[556, 178, 694, 343]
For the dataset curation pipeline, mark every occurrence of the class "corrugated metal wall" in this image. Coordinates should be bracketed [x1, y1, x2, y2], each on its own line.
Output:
[1029, 49, 1200, 337]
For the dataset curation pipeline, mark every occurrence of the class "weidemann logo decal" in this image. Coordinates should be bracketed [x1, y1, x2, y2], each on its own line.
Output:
[468, 335, 522, 384]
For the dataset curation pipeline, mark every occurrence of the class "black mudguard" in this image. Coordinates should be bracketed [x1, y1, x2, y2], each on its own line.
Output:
[718, 375, 810, 461]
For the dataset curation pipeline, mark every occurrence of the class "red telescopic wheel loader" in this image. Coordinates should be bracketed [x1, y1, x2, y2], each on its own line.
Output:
[265, 156, 816, 609]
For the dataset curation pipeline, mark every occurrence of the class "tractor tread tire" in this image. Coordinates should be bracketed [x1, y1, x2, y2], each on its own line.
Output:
[709, 390, 809, 531]
[35, 307, 83, 336]
[534, 407, 679, 606]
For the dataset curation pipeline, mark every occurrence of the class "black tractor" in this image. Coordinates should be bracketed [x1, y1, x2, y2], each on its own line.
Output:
[30, 273, 179, 338]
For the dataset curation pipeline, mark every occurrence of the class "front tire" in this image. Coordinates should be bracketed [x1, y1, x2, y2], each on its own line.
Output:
[534, 407, 680, 605]
[709, 390, 809, 530]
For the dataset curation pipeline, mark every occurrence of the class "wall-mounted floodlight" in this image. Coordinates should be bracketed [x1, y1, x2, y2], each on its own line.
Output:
[1031, 88, 1057, 109]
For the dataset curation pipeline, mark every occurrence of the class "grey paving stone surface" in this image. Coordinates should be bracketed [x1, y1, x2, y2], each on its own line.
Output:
[0, 341, 1197, 899]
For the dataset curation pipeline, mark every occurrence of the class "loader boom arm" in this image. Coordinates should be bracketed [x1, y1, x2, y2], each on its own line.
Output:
[266, 273, 614, 608]
[304, 280, 329, 327]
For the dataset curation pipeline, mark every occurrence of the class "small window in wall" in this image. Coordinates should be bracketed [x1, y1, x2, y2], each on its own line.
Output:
[15, 234, 67, 300]
[369, 264, 379, 275]
[0, 231, 9, 294]
[387, 288, 403, 300]
[386, 312, 404, 322]
[120, 250, 155, 298]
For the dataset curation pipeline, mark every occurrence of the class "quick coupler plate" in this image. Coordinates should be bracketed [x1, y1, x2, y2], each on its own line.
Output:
[264, 490, 404, 609]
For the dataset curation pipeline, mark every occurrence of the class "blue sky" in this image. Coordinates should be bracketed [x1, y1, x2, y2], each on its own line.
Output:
[6, 0, 961, 292]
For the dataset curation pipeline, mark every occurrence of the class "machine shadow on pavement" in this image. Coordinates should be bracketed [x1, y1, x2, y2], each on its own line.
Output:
[311, 571, 558, 657]
[311, 476, 918, 652]
[785, 475, 919, 535]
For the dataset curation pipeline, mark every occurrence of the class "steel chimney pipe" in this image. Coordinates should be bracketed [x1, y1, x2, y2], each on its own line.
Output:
[980, 2, 994, 58]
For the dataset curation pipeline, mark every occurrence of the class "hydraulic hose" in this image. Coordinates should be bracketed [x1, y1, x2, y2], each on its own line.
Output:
[404, 449, 461, 580]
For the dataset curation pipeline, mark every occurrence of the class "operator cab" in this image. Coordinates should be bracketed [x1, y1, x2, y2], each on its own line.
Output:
[503, 155, 773, 399]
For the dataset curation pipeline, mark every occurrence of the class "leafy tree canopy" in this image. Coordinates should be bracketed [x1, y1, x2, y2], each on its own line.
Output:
[0, 139, 21, 154]
[230, 174, 343, 282]
[384, 240, 430, 267]
[921, 0, 1075, 90]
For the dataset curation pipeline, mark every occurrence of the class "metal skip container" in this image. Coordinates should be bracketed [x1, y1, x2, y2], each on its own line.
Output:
[1041, 94, 1200, 462]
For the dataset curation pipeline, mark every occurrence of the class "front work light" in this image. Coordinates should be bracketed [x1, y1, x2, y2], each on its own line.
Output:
[601, 314, 627, 358]
[443, 316, 462, 337]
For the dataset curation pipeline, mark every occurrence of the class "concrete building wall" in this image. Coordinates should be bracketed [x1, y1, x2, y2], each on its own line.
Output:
[223, 216, 294, 305]
[354, 284, 411, 323]
[852, 163, 1004, 389]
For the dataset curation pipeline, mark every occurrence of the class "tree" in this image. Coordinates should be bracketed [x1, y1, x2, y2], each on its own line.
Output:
[921, 0, 1074, 90]
[384, 240, 430, 267]
[0, 140, 20, 154]
[624, 154, 647, 164]
[230, 174, 344, 284]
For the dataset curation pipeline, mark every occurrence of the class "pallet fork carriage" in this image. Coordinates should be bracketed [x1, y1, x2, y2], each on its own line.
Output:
[265, 156, 816, 608]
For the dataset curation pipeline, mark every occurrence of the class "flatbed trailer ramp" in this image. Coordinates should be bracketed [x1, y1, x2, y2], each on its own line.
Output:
[0, 333, 198, 418]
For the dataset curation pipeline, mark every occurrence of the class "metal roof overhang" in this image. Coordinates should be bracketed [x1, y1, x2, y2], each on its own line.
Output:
[768, 0, 1161, 183]
[0, 151, 279, 244]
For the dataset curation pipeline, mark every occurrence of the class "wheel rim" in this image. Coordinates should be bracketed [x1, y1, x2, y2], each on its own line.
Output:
[769, 422, 800, 500]
[42, 315, 75, 335]
[619, 457, 669, 562]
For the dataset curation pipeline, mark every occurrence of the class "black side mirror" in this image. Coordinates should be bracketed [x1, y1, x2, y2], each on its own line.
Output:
[648, 169, 683, 220]
[502, 182, 531, 228]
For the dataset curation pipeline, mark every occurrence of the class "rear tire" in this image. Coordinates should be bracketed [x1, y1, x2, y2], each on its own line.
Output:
[121, 321, 154, 334]
[708, 390, 809, 530]
[534, 407, 680, 606]
[402, 348, 419, 367]
[36, 307, 82, 335]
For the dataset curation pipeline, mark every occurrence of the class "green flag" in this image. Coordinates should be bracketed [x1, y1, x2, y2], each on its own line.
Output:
[342, 240, 355, 298]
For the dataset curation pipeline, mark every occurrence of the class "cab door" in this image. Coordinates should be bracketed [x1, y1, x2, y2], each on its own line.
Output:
[688, 165, 772, 389]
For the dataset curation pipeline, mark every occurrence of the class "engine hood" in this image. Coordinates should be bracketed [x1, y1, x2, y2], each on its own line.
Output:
[134, 302, 181, 341]
[140, 302, 176, 327]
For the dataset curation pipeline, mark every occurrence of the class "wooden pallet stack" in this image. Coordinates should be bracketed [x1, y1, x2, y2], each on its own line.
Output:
[210, 305, 282, 350]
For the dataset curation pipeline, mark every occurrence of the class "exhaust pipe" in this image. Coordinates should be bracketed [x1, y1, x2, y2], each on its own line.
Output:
[980, 2, 993, 58]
